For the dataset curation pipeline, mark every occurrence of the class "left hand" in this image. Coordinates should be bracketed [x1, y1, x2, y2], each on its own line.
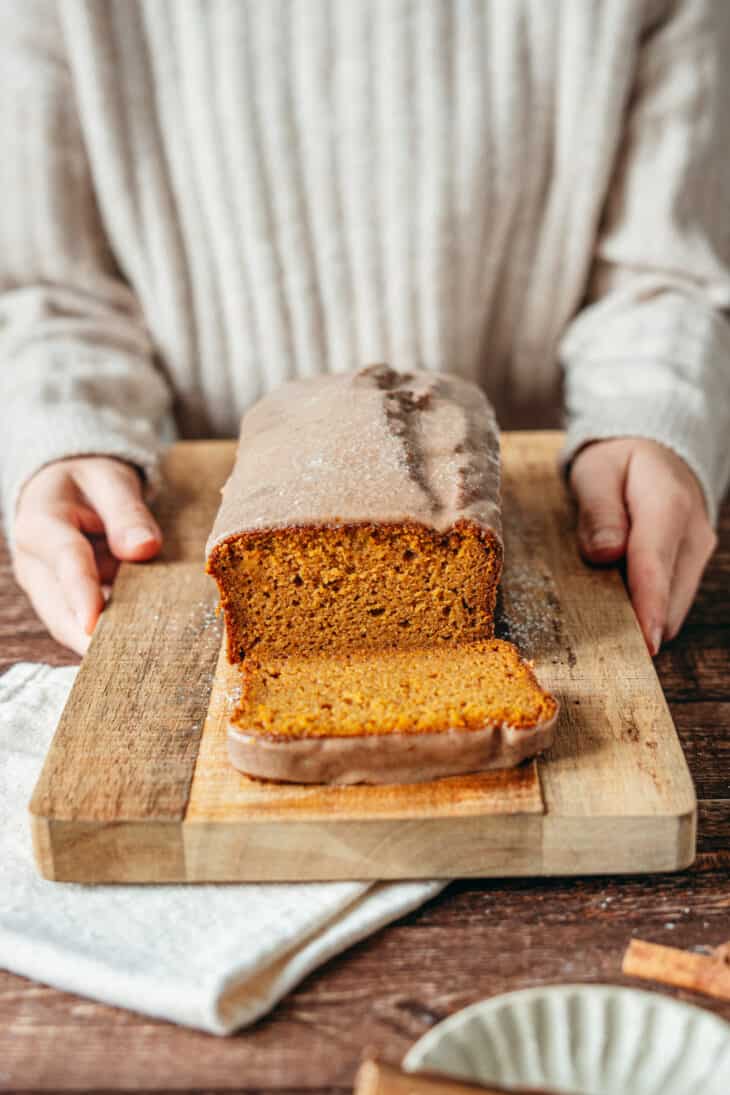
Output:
[569, 438, 717, 655]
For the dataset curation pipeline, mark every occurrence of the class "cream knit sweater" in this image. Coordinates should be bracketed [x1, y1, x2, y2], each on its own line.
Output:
[2, 0, 730, 532]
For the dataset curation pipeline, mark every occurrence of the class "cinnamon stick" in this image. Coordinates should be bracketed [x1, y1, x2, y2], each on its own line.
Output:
[354, 1059, 564, 1095]
[623, 938, 730, 1002]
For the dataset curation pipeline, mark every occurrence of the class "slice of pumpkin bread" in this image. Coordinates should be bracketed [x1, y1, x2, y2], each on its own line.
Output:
[228, 639, 558, 785]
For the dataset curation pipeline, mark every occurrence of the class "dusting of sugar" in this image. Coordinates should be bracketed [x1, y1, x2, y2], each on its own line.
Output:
[494, 497, 569, 664]
[224, 682, 242, 715]
[226, 684, 242, 702]
[496, 563, 562, 659]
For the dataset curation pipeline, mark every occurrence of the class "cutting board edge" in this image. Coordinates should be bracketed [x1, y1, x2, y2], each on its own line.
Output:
[30, 801, 696, 883]
[29, 814, 186, 883]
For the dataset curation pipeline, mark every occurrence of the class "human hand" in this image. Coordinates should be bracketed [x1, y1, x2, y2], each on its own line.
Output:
[569, 439, 716, 656]
[13, 457, 162, 654]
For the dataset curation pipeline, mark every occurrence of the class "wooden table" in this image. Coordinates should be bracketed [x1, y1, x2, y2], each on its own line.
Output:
[1, 499, 729, 1094]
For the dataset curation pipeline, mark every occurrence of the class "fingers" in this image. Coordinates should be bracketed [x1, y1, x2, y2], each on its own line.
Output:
[74, 460, 162, 561]
[570, 439, 717, 656]
[624, 479, 688, 656]
[14, 553, 91, 655]
[55, 536, 106, 635]
[665, 525, 717, 641]
[15, 509, 106, 635]
[569, 444, 629, 563]
[625, 531, 676, 656]
[76, 504, 106, 537]
[90, 536, 121, 585]
[13, 456, 161, 656]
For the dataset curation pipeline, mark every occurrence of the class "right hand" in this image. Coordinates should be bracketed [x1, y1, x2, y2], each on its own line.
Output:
[13, 457, 162, 654]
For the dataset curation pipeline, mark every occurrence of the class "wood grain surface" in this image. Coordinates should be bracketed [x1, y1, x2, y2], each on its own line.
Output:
[1, 440, 728, 1093]
[28, 435, 694, 882]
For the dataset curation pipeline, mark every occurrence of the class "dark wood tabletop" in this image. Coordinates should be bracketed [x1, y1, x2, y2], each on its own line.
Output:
[1, 502, 729, 1095]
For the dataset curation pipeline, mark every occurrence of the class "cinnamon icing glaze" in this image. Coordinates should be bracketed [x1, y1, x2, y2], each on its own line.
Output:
[227, 713, 557, 786]
[206, 364, 501, 553]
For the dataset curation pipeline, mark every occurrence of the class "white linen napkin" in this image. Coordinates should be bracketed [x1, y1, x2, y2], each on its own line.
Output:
[0, 663, 445, 1034]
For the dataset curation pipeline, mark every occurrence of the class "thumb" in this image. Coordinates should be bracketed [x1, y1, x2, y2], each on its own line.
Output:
[74, 458, 162, 561]
[569, 443, 630, 563]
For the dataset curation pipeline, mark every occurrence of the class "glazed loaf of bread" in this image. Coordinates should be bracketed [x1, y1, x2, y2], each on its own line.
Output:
[206, 364, 503, 663]
[207, 365, 557, 785]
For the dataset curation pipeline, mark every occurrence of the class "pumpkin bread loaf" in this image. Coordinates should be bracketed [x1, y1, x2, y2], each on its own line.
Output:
[206, 365, 557, 784]
[206, 364, 503, 661]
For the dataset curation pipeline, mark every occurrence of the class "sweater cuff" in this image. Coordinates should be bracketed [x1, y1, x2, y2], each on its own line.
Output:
[1, 406, 169, 546]
[560, 394, 728, 527]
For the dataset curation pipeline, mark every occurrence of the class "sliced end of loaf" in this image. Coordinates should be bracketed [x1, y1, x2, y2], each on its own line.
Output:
[228, 638, 557, 784]
[208, 520, 501, 661]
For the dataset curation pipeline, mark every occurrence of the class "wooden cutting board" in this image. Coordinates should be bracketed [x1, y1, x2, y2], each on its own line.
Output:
[29, 433, 696, 882]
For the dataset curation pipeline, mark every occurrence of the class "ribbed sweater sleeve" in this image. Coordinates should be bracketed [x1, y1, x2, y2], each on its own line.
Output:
[560, 0, 730, 525]
[0, 0, 172, 538]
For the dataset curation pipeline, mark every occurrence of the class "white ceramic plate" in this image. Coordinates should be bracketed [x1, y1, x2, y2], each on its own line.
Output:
[402, 984, 730, 1094]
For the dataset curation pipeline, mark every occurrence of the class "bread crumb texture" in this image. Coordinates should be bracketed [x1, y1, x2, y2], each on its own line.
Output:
[208, 520, 501, 662]
[233, 638, 557, 739]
